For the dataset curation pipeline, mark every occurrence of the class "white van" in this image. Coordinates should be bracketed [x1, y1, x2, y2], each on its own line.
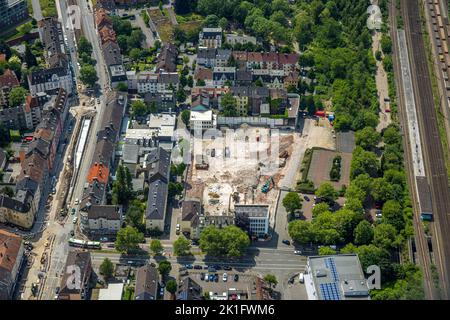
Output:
[299, 273, 305, 284]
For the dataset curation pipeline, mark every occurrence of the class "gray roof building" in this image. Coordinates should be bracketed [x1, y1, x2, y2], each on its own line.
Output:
[134, 264, 159, 300]
[177, 277, 202, 300]
[305, 254, 370, 300]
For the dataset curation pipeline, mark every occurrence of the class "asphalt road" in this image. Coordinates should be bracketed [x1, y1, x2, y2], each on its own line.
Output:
[40, 0, 111, 300]
[402, 0, 450, 299]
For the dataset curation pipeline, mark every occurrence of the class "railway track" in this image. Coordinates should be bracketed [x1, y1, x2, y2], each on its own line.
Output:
[401, 0, 450, 299]
[391, 0, 437, 299]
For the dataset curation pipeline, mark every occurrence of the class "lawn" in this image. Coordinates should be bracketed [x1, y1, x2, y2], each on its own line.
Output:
[40, 0, 57, 18]
[149, 9, 174, 42]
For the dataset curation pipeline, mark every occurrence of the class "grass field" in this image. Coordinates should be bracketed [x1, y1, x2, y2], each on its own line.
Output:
[149, 8, 173, 42]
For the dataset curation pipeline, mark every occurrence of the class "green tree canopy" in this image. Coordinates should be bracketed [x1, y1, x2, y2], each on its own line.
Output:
[173, 236, 191, 256]
[8, 87, 27, 107]
[354, 220, 374, 245]
[282, 192, 302, 213]
[315, 182, 337, 205]
[79, 65, 98, 87]
[158, 260, 172, 278]
[199, 225, 250, 257]
[150, 239, 163, 256]
[115, 226, 144, 253]
[166, 279, 178, 295]
[99, 258, 114, 279]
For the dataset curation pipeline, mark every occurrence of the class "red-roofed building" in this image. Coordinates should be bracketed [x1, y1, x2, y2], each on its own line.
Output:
[0, 69, 20, 107]
[87, 162, 110, 184]
[0, 230, 24, 300]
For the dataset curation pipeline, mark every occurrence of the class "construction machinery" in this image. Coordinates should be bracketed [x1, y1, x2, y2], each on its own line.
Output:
[261, 176, 274, 193]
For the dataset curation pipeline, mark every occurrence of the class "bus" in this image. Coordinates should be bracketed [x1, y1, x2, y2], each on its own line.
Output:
[68, 238, 101, 249]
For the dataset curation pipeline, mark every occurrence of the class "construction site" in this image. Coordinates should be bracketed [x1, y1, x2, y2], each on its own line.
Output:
[185, 125, 299, 221]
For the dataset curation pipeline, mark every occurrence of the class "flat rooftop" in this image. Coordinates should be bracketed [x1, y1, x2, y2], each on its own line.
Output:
[306, 254, 370, 300]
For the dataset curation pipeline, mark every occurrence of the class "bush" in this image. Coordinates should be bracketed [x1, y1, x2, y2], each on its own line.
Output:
[296, 180, 315, 193]
[329, 155, 342, 181]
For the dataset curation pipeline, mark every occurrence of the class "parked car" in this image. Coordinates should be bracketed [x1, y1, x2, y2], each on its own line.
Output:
[222, 273, 228, 282]
[299, 273, 305, 283]
[282, 239, 291, 245]
[304, 195, 310, 202]
[234, 274, 239, 282]
[193, 265, 202, 270]
[208, 266, 216, 272]
[214, 274, 219, 282]
[200, 273, 205, 281]
[55, 287, 60, 294]
[72, 216, 78, 224]
[213, 265, 222, 271]
[223, 266, 232, 271]
[70, 230, 74, 237]
[209, 274, 214, 281]
[294, 250, 302, 255]
[205, 275, 209, 282]
[185, 264, 193, 269]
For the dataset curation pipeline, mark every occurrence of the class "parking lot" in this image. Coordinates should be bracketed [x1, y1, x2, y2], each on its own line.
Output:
[180, 269, 255, 300]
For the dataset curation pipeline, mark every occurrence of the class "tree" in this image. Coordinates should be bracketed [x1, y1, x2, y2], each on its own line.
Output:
[78, 36, 93, 56]
[203, 14, 219, 27]
[221, 92, 237, 116]
[126, 200, 144, 231]
[354, 220, 374, 245]
[282, 192, 302, 214]
[350, 147, 380, 179]
[381, 34, 392, 54]
[116, 82, 128, 92]
[112, 165, 133, 205]
[382, 200, 405, 232]
[219, 17, 228, 30]
[315, 183, 337, 205]
[355, 127, 381, 150]
[373, 223, 398, 249]
[166, 279, 178, 295]
[176, 88, 187, 102]
[312, 202, 330, 217]
[181, 110, 190, 126]
[79, 65, 98, 87]
[150, 239, 163, 256]
[24, 44, 37, 67]
[158, 260, 172, 278]
[115, 226, 144, 253]
[129, 48, 142, 61]
[99, 258, 114, 279]
[131, 100, 148, 118]
[263, 274, 278, 288]
[7, 56, 21, 75]
[318, 246, 336, 255]
[8, 87, 27, 107]
[288, 220, 312, 245]
[173, 236, 191, 256]
[199, 225, 250, 257]
[168, 182, 183, 199]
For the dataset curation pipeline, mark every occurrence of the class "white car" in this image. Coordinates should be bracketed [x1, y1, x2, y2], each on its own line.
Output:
[299, 273, 305, 283]
[74, 198, 79, 205]
[72, 216, 78, 224]
[294, 250, 302, 255]
[176, 224, 180, 231]
[222, 273, 228, 282]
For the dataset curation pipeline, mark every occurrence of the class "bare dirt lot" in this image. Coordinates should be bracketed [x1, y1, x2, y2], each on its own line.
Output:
[307, 149, 352, 189]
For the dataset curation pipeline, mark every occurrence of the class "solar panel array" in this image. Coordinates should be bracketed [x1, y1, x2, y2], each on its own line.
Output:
[325, 257, 339, 282]
[319, 283, 341, 300]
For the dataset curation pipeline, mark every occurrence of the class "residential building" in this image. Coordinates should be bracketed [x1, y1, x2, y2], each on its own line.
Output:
[234, 204, 269, 238]
[129, 71, 179, 95]
[225, 34, 257, 46]
[83, 205, 123, 236]
[199, 27, 222, 48]
[0, 230, 24, 300]
[189, 105, 217, 131]
[230, 86, 270, 116]
[0, 69, 20, 107]
[98, 283, 124, 300]
[38, 17, 64, 63]
[79, 92, 126, 237]
[134, 264, 159, 300]
[197, 48, 231, 68]
[28, 65, 73, 96]
[0, 0, 28, 30]
[144, 91, 176, 111]
[232, 51, 299, 72]
[177, 277, 202, 300]
[212, 67, 236, 86]
[145, 147, 170, 231]
[194, 68, 213, 87]
[305, 254, 370, 300]
[181, 199, 202, 239]
[94, 0, 116, 13]
[58, 251, 93, 300]
[102, 40, 127, 85]
[156, 43, 178, 73]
